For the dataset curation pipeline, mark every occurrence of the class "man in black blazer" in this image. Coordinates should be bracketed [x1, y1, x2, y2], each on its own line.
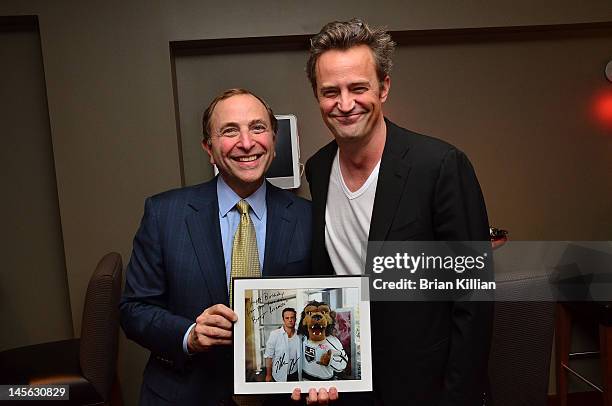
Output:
[305, 20, 493, 405]
[120, 89, 312, 405]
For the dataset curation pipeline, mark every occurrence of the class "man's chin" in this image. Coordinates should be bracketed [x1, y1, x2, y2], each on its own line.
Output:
[224, 174, 265, 196]
[334, 130, 365, 141]
[327, 122, 362, 139]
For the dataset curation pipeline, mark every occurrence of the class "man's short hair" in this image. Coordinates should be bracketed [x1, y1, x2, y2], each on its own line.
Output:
[282, 307, 296, 318]
[201, 88, 278, 145]
[306, 18, 396, 94]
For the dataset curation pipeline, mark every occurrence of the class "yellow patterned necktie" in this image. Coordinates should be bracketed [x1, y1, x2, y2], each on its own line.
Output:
[229, 199, 261, 306]
[230, 200, 264, 406]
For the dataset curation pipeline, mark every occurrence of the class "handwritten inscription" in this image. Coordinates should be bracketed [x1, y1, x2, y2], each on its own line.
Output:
[247, 291, 288, 325]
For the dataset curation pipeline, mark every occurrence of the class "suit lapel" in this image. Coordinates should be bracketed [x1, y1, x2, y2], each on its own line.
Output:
[310, 143, 336, 233]
[185, 179, 229, 305]
[308, 142, 337, 275]
[368, 120, 413, 242]
[263, 184, 294, 276]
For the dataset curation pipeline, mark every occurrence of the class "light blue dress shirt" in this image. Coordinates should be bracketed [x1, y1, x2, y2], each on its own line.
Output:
[183, 176, 267, 353]
[216, 175, 267, 288]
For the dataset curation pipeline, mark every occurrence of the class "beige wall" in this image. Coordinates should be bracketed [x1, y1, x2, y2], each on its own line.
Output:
[0, 27, 72, 351]
[2, 1, 612, 404]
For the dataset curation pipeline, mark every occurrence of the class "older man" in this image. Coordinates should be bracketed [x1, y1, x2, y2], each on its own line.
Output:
[305, 20, 493, 405]
[120, 89, 312, 405]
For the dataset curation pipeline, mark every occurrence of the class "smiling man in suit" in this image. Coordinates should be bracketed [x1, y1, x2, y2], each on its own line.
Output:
[304, 20, 493, 405]
[120, 89, 313, 405]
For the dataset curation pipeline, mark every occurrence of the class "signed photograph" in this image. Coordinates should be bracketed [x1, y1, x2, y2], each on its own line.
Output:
[233, 276, 372, 394]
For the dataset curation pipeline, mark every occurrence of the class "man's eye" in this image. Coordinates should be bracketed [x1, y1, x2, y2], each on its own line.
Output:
[353, 87, 368, 93]
[221, 128, 239, 137]
[322, 90, 338, 98]
[251, 125, 267, 134]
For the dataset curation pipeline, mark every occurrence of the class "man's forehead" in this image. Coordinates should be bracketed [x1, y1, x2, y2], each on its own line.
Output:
[212, 94, 269, 125]
[315, 45, 376, 81]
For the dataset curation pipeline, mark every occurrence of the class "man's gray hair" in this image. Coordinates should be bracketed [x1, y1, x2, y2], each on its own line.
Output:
[306, 19, 396, 94]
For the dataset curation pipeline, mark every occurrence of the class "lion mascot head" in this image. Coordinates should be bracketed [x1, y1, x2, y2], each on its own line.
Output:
[297, 300, 336, 342]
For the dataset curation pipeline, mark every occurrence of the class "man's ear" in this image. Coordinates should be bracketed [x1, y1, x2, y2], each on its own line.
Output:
[201, 139, 215, 165]
[379, 75, 391, 103]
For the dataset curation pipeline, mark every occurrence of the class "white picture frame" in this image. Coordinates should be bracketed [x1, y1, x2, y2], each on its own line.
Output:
[233, 276, 372, 394]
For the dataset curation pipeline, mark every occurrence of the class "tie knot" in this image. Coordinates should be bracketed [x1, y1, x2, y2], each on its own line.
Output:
[236, 199, 250, 215]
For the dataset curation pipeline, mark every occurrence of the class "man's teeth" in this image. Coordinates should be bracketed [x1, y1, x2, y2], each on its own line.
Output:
[235, 155, 258, 162]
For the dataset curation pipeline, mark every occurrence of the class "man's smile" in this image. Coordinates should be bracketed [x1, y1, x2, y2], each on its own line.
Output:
[332, 112, 366, 125]
[232, 154, 263, 163]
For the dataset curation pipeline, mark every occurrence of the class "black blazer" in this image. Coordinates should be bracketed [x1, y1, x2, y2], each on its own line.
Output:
[120, 178, 312, 405]
[306, 119, 493, 406]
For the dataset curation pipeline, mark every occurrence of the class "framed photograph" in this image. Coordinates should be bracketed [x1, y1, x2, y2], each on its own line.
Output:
[233, 276, 372, 394]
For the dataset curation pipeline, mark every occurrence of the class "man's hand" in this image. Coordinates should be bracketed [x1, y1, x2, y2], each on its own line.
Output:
[265, 375, 273, 382]
[291, 387, 338, 405]
[187, 304, 237, 353]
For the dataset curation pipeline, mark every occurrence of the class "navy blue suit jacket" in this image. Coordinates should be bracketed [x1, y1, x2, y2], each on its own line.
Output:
[120, 178, 312, 405]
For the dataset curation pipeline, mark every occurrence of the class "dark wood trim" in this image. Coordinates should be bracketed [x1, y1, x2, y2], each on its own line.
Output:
[390, 21, 612, 45]
[171, 34, 309, 56]
[169, 21, 612, 56]
[0, 15, 38, 33]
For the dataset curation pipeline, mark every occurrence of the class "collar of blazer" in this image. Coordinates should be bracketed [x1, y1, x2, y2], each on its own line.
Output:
[186, 178, 228, 305]
[369, 119, 413, 242]
[308, 118, 413, 243]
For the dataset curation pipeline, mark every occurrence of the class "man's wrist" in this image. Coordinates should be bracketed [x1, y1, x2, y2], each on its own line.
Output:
[188, 327, 198, 352]
[183, 323, 197, 354]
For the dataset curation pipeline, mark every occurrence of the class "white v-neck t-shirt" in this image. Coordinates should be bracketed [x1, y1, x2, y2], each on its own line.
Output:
[325, 150, 380, 275]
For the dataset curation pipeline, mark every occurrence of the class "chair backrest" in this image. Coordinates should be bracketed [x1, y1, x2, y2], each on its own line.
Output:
[488, 272, 555, 406]
[79, 252, 123, 401]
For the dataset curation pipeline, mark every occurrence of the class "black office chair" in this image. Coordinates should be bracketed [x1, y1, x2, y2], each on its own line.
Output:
[0, 252, 123, 405]
[488, 271, 556, 406]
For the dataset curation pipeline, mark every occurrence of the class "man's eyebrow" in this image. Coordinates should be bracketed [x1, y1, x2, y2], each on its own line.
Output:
[320, 81, 371, 91]
[248, 119, 268, 126]
[319, 85, 338, 92]
[218, 121, 239, 129]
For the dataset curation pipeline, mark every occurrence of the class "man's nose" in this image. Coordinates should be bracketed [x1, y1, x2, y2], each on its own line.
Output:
[237, 129, 255, 149]
[337, 91, 355, 112]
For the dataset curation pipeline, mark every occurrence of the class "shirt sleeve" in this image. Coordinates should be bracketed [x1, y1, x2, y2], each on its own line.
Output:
[264, 330, 277, 359]
[328, 337, 348, 372]
[182, 323, 196, 354]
